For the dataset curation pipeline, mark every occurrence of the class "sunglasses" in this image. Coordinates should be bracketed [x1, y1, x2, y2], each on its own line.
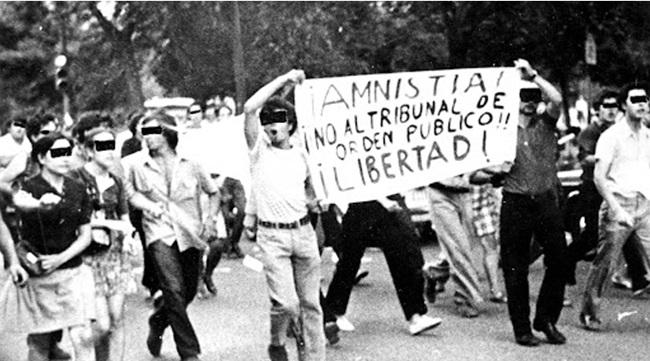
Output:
[141, 126, 163, 135]
[629, 95, 649, 104]
[601, 102, 618, 109]
[519, 88, 542, 103]
[260, 109, 288, 126]
[49, 146, 73, 158]
[12, 121, 26, 128]
[94, 139, 115, 152]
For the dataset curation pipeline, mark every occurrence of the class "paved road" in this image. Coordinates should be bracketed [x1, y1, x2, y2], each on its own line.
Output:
[2, 241, 650, 361]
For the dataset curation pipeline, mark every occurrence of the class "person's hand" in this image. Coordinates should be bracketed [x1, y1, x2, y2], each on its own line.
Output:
[286, 69, 306, 85]
[201, 220, 219, 240]
[39, 193, 62, 208]
[611, 207, 634, 227]
[514, 58, 537, 81]
[307, 199, 325, 213]
[8, 264, 29, 286]
[147, 202, 165, 218]
[243, 214, 257, 241]
[38, 253, 66, 274]
[121, 233, 140, 256]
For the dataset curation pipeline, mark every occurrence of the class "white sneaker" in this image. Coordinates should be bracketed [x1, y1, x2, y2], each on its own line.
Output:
[409, 314, 442, 336]
[336, 315, 355, 332]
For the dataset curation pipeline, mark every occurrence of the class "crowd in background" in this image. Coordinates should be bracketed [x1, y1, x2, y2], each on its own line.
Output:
[1, 59, 650, 361]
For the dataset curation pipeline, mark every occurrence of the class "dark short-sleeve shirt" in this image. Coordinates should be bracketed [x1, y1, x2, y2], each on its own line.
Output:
[503, 112, 560, 195]
[19, 175, 92, 269]
[576, 121, 610, 182]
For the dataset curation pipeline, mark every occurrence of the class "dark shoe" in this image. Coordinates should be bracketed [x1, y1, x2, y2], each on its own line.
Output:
[515, 333, 541, 347]
[354, 270, 369, 285]
[146, 328, 163, 357]
[203, 275, 217, 295]
[455, 302, 479, 318]
[533, 321, 566, 344]
[579, 312, 602, 331]
[324, 321, 340, 345]
[49, 345, 72, 360]
[268, 344, 289, 361]
[632, 281, 650, 297]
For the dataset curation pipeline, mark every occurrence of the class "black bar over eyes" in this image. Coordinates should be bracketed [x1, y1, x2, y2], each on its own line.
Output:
[630, 95, 649, 104]
[50, 147, 73, 158]
[601, 102, 618, 109]
[260, 109, 288, 126]
[94, 140, 116, 151]
[13, 121, 26, 128]
[519, 88, 542, 103]
[141, 126, 163, 135]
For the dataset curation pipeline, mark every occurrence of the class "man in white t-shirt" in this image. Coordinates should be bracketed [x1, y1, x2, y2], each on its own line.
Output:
[243, 70, 325, 361]
[0, 117, 32, 173]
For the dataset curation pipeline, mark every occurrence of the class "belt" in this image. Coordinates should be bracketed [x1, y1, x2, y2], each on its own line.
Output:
[258, 215, 311, 230]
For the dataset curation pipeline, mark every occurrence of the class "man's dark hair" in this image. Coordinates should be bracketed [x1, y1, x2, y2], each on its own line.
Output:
[594, 89, 620, 110]
[31, 132, 72, 165]
[73, 111, 114, 143]
[141, 111, 179, 150]
[618, 81, 650, 105]
[260, 96, 298, 135]
[127, 111, 145, 136]
[4, 116, 27, 132]
[26, 113, 57, 141]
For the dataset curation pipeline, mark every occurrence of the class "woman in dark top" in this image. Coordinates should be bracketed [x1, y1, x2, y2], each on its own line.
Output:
[69, 127, 136, 361]
[14, 133, 95, 361]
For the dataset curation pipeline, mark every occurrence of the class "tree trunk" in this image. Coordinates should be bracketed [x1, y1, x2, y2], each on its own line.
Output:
[122, 40, 145, 112]
[231, 2, 246, 113]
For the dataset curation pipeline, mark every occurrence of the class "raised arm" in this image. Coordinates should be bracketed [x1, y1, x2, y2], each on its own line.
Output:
[243, 69, 305, 149]
[515, 58, 563, 119]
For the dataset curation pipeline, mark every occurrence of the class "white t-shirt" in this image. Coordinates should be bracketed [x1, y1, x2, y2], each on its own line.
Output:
[246, 135, 311, 223]
[0, 133, 31, 169]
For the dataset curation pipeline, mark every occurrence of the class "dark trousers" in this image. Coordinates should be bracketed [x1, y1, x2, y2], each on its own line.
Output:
[567, 181, 648, 287]
[220, 177, 246, 248]
[325, 201, 427, 321]
[131, 207, 159, 294]
[149, 241, 202, 359]
[500, 190, 569, 337]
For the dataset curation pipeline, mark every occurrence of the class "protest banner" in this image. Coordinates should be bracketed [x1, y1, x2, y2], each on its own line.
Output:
[295, 67, 520, 203]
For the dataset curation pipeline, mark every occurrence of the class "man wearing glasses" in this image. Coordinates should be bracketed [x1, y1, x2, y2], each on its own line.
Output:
[580, 83, 650, 330]
[498, 59, 568, 347]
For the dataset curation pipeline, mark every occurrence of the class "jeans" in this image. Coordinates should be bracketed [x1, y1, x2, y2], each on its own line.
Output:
[500, 190, 569, 337]
[581, 193, 650, 317]
[428, 188, 484, 304]
[326, 201, 427, 321]
[148, 241, 202, 359]
[257, 224, 325, 361]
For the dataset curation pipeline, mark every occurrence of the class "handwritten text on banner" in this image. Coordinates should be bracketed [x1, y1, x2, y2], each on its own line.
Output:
[295, 67, 520, 203]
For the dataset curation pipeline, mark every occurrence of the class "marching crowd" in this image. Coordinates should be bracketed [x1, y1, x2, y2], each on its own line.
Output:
[0, 58, 649, 361]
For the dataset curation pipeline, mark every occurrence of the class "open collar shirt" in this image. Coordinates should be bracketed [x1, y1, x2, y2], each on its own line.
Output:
[124, 151, 218, 251]
[594, 120, 650, 200]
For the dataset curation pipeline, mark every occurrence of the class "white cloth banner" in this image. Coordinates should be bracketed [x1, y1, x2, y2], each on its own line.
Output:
[295, 67, 520, 203]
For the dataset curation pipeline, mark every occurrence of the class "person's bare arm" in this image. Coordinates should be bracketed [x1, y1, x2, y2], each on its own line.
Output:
[515, 58, 562, 119]
[243, 69, 305, 150]
[594, 154, 633, 227]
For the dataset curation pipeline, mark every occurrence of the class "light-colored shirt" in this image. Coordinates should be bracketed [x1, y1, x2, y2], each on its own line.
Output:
[246, 134, 312, 223]
[124, 151, 218, 251]
[595, 120, 650, 199]
[0, 133, 31, 169]
[201, 115, 251, 188]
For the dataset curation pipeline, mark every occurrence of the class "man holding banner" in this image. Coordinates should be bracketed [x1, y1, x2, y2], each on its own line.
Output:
[242, 69, 326, 361]
[498, 59, 568, 347]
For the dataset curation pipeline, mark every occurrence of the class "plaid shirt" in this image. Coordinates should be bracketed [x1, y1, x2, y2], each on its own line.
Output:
[470, 184, 500, 237]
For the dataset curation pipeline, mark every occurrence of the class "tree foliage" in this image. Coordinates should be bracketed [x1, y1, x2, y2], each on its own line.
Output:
[3, 1, 650, 125]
